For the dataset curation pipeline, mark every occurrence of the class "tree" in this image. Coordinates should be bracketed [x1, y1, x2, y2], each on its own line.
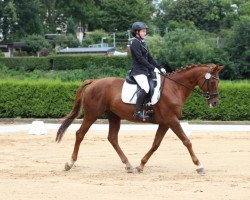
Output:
[39, 0, 67, 33]
[38, 0, 102, 33]
[21, 34, 52, 55]
[82, 29, 108, 47]
[154, 0, 245, 33]
[100, 0, 154, 32]
[156, 0, 207, 31]
[54, 34, 79, 49]
[64, 0, 102, 31]
[148, 28, 217, 71]
[203, 0, 244, 31]
[1, 0, 17, 41]
[13, 0, 44, 36]
[225, 17, 250, 79]
[238, 1, 250, 16]
[66, 16, 76, 35]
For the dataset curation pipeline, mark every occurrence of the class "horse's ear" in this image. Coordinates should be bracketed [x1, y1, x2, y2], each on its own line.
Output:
[217, 65, 224, 73]
[212, 65, 224, 73]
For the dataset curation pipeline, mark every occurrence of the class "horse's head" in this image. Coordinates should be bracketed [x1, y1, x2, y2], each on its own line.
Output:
[197, 64, 224, 108]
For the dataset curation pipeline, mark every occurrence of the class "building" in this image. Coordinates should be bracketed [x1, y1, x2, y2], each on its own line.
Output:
[0, 42, 26, 57]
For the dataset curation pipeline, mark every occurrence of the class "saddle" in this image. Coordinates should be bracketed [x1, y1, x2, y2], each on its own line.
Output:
[125, 75, 157, 104]
[121, 68, 162, 105]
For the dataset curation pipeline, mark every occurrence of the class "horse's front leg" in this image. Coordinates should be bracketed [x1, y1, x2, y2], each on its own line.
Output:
[136, 125, 168, 173]
[107, 114, 133, 173]
[170, 120, 205, 175]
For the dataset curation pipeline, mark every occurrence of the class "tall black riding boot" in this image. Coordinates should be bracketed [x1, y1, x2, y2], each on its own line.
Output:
[133, 89, 150, 121]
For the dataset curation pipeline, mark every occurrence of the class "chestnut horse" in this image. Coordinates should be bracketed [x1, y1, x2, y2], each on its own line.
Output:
[56, 64, 223, 175]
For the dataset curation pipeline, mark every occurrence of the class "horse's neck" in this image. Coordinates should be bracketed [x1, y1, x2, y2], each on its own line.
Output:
[169, 67, 203, 100]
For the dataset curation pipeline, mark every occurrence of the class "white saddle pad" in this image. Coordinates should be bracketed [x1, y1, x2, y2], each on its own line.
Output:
[121, 69, 161, 105]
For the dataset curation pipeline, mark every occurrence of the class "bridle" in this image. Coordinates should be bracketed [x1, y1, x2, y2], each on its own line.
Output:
[160, 67, 220, 100]
[199, 68, 220, 100]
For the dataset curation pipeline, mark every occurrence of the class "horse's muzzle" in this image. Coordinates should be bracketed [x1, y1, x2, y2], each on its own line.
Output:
[208, 98, 219, 108]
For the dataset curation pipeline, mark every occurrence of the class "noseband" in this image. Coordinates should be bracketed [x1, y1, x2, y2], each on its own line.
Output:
[160, 67, 220, 100]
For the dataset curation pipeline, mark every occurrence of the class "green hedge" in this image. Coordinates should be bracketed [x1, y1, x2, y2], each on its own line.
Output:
[182, 81, 250, 120]
[0, 57, 50, 71]
[0, 80, 249, 120]
[0, 80, 78, 118]
[0, 55, 131, 71]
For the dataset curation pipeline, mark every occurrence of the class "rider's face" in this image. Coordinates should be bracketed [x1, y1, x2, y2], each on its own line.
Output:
[138, 29, 147, 39]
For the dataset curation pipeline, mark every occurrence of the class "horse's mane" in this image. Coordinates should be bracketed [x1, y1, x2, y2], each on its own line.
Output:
[168, 64, 215, 76]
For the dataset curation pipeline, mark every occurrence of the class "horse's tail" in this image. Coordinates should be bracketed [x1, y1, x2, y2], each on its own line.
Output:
[56, 79, 94, 142]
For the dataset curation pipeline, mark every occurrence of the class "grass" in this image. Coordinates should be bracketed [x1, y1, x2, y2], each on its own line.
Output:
[0, 65, 128, 82]
[219, 80, 250, 88]
[0, 64, 249, 85]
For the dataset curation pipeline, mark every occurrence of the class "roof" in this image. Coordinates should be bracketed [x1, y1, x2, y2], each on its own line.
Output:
[0, 44, 8, 48]
[57, 47, 115, 54]
[45, 34, 60, 40]
[0, 42, 26, 48]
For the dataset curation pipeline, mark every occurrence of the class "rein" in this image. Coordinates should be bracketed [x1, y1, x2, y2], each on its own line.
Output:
[159, 69, 219, 100]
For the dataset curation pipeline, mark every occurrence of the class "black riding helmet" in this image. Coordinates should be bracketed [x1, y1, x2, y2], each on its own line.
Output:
[131, 22, 148, 37]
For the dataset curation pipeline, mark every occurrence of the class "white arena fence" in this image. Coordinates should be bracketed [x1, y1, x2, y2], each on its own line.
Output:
[0, 121, 250, 135]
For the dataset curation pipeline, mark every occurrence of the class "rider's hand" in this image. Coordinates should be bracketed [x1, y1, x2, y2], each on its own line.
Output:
[160, 68, 166, 74]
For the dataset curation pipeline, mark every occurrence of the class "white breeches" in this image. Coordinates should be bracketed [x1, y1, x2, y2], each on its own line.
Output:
[133, 74, 150, 93]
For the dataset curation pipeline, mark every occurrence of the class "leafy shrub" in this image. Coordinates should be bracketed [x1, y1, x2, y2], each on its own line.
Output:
[39, 48, 50, 57]
[182, 81, 250, 120]
[0, 50, 5, 57]
[54, 34, 80, 49]
[0, 80, 78, 118]
[21, 34, 52, 55]
[224, 17, 250, 79]
[0, 55, 131, 73]
[151, 28, 216, 71]
[0, 67, 128, 82]
[82, 29, 109, 47]
[0, 80, 249, 120]
[0, 57, 50, 71]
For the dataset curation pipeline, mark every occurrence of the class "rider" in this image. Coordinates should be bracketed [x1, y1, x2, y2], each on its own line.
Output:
[129, 21, 166, 121]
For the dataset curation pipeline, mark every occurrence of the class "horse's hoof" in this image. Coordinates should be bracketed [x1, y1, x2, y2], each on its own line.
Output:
[135, 166, 143, 173]
[125, 166, 134, 173]
[196, 167, 206, 175]
[64, 162, 72, 171]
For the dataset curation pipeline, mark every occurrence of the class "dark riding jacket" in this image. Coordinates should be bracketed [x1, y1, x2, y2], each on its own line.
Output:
[129, 36, 161, 77]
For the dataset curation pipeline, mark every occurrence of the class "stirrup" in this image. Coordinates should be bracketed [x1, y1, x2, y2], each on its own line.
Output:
[133, 111, 149, 121]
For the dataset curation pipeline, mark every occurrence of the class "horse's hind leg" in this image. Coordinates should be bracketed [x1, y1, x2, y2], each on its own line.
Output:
[136, 125, 168, 173]
[170, 121, 205, 175]
[107, 112, 133, 173]
[65, 118, 95, 171]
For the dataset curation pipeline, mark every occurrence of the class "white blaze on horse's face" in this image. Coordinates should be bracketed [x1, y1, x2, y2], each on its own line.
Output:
[208, 75, 220, 108]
